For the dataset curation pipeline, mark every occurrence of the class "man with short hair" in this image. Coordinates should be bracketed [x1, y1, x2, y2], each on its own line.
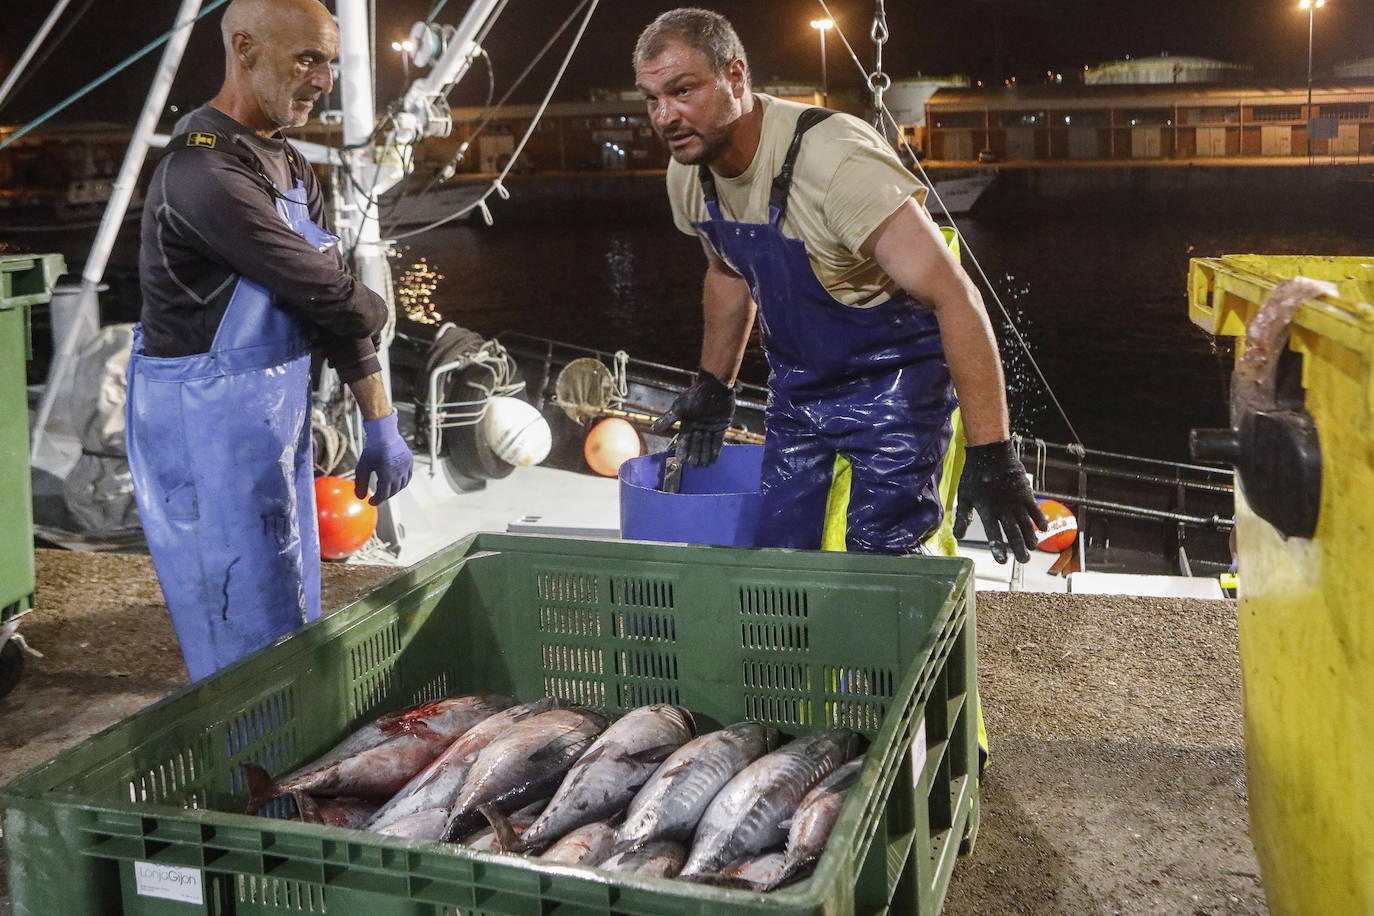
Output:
[637, 7, 1043, 562]
[128, 0, 411, 680]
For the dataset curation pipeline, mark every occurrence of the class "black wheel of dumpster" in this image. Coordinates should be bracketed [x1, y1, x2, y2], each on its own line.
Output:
[0, 640, 23, 699]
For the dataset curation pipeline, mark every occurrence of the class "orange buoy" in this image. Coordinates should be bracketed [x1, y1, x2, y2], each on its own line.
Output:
[584, 417, 644, 477]
[315, 475, 378, 559]
[1036, 498, 1078, 553]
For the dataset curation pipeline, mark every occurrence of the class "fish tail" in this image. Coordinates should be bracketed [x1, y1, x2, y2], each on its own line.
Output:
[678, 872, 755, 889]
[441, 806, 479, 843]
[291, 790, 323, 824]
[479, 803, 526, 853]
[243, 763, 280, 814]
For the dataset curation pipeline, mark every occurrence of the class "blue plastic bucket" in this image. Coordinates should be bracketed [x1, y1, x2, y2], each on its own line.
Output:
[619, 444, 764, 547]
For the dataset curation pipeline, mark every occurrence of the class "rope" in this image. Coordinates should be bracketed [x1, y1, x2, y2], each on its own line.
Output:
[387, 0, 600, 242]
[426, 0, 450, 25]
[814, 0, 1085, 449]
[383, 0, 593, 235]
[0, 0, 231, 152]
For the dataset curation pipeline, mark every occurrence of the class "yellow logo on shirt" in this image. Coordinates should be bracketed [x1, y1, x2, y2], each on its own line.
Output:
[186, 132, 217, 149]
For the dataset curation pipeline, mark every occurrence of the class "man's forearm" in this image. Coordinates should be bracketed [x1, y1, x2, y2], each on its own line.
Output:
[699, 262, 756, 385]
[867, 199, 1011, 446]
[932, 296, 1011, 445]
[348, 371, 393, 421]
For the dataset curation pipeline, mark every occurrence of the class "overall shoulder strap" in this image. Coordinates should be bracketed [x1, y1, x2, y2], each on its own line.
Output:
[164, 131, 288, 200]
[769, 107, 835, 224]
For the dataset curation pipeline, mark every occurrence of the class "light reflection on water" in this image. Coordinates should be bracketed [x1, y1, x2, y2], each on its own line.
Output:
[402, 203, 1371, 462]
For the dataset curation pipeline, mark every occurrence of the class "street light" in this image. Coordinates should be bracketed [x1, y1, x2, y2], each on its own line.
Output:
[392, 39, 412, 85]
[1299, 0, 1325, 162]
[810, 18, 833, 107]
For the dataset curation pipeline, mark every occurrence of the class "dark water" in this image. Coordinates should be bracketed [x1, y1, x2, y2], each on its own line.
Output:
[19, 175, 1370, 464]
[399, 187, 1372, 462]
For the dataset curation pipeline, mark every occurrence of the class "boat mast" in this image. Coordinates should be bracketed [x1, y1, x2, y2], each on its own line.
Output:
[29, 0, 206, 462]
[0, 0, 73, 112]
[330, 0, 505, 549]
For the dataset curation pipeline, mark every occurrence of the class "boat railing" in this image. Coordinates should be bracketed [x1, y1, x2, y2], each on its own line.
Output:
[1015, 435, 1235, 574]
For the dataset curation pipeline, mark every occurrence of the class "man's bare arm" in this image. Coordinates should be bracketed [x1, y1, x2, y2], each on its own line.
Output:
[863, 199, 1010, 446]
[348, 371, 393, 420]
[697, 237, 756, 384]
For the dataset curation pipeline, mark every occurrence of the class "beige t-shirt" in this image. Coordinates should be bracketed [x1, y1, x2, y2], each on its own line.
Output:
[667, 93, 926, 308]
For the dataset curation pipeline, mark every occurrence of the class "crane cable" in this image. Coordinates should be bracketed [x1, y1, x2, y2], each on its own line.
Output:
[0, 0, 232, 152]
[387, 0, 600, 241]
[815, 0, 1084, 450]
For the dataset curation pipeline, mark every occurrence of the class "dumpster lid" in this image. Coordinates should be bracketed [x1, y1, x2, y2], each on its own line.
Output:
[0, 253, 67, 311]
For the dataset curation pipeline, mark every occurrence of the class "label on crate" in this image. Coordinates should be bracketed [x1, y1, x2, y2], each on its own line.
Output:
[911, 718, 927, 786]
[134, 861, 204, 905]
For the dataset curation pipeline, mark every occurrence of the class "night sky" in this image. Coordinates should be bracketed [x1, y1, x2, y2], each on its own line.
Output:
[2, 0, 1372, 127]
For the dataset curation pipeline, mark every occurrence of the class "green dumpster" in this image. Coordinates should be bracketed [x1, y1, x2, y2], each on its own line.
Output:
[0, 253, 67, 693]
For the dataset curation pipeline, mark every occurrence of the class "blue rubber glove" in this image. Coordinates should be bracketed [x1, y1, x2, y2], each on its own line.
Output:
[355, 412, 413, 506]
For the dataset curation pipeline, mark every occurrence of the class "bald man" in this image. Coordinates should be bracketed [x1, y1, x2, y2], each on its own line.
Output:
[128, 0, 411, 680]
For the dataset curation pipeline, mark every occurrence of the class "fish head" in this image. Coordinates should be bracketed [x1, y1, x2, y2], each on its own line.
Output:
[667, 705, 696, 737]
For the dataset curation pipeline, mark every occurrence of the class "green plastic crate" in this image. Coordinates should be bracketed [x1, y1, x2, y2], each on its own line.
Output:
[1, 533, 979, 915]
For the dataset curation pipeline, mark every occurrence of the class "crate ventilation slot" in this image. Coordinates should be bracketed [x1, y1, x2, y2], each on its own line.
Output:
[823, 665, 898, 732]
[613, 610, 676, 642]
[615, 649, 679, 681]
[742, 659, 810, 692]
[224, 688, 296, 797]
[741, 620, 809, 652]
[126, 745, 206, 808]
[237, 874, 326, 911]
[539, 605, 602, 637]
[542, 642, 606, 709]
[744, 694, 812, 726]
[348, 621, 401, 718]
[536, 571, 599, 604]
[823, 666, 896, 697]
[738, 585, 809, 618]
[610, 576, 675, 609]
[411, 670, 451, 705]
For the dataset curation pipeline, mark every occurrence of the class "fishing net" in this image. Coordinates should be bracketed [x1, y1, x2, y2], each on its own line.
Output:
[554, 357, 616, 423]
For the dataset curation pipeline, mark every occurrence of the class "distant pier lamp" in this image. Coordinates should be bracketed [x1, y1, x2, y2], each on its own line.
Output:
[810, 18, 833, 107]
[392, 39, 416, 85]
[1299, 0, 1325, 162]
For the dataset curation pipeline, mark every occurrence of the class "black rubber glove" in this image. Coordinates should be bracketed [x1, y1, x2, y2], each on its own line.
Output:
[951, 439, 1048, 564]
[650, 368, 735, 467]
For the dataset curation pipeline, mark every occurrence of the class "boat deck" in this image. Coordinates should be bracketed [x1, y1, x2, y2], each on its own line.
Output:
[0, 550, 1266, 915]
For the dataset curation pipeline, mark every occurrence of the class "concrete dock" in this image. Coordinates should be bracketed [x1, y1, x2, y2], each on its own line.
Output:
[0, 549, 1267, 915]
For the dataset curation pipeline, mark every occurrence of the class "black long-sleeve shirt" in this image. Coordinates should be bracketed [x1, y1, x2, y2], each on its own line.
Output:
[138, 105, 385, 382]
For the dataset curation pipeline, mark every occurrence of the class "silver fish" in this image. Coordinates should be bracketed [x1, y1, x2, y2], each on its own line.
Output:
[244, 694, 515, 811]
[720, 851, 791, 891]
[782, 757, 862, 875]
[365, 697, 566, 837]
[616, 722, 779, 848]
[599, 840, 686, 878]
[374, 807, 449, 839]
[290, 791, 381, 830]
[517, 705, 695, 851]
[539, 820, 618, 866]
[441, 707, 609, 840]
[680, 728, 858, 878]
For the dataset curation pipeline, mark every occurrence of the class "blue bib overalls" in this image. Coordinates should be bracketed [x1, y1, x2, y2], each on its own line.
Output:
[128, 156, 332, 680]
[690, 110, 958, 553]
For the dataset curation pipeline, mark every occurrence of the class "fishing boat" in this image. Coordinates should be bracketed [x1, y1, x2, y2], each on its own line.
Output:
[7, 0, 1239, 698]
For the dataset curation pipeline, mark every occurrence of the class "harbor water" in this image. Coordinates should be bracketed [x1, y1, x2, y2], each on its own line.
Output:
[396, 175, 1372, 462]
[14, 169, 1372, 463]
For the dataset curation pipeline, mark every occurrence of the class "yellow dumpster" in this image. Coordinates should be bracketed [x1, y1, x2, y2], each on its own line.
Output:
[1188, 254, 1374, 915]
